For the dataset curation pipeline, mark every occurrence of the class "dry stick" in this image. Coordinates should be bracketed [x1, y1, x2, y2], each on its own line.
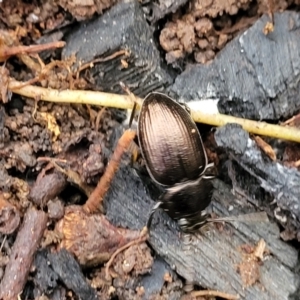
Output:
[191, 110, 300, 143]
[105, 227, 149, 280]
[8, 79, 300, 143]
[95, 106, 106, 132]
[83, 129, 136, 213]
[8, 78, 135, 109]
[0, 235, 7, 252]
[0, 193, 20, 235]
[0, 41, 66, 61]
[18, 53, 42, 73]
[267, 0, 274, 24]
[191, 290, 240, 300]
[77, 49, 129, 77]
[84, 128, 143, 279]
[0, 207, 48, 300]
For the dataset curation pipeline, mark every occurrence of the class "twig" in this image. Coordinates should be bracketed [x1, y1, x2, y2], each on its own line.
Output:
[0, 207, 48, 300]
[191, 110, 300, 143]
[0, 192, 20, 234]
[8, 78, 300, 143]
[51, 160, 94, 198]
[14, 58, 72, 89]
[105, 227, 149, 280]
[267, 0, 274, 25]
[83, 129, 136, 213]
[0, 235, 7, 252]
[0, 41, 65, 61]
[191, 290, 240, 299]
[8, 78, 137, 109]
[95, 106, 106, 131]
[76, 49, 129, 78]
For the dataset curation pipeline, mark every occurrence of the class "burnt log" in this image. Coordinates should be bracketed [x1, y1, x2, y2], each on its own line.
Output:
[62, 0, 172, 98]
[0, 208, 48, 300]
[171, 11, 300, 121]
[143, 0, 189, 23]
[214, 123, 300, 238]
[47, 249, 98, 300]
[104, 160, 299, 299]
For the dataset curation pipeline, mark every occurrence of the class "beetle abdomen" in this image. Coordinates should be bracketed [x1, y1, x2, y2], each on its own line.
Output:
[138, 93, 207, 186]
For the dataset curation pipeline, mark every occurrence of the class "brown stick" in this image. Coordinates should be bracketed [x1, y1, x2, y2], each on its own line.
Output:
[267, 0, 274, 24]
[76, 49, 129, 77]
[83, 129, 136, 213]
[0, 207, 48, 300]
[191, 290, 240, 299]
[0, 41, 65, 61]
[0, 192, 20, 234]
[105, 227, 149, 280]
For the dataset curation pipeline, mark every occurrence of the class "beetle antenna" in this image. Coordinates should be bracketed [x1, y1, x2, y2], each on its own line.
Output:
[120, 82, 142, 128]
[207, 212, 269, 224]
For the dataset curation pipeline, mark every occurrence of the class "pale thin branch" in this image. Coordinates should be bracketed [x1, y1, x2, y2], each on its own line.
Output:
[8, 78, 300, 143]
[191, 289, 240, 300]
[191, 110, 300, 143]
[8, 78, 137, 109]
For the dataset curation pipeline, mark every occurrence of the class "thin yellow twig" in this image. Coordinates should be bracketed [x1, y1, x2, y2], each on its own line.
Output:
[191, 290, 240, 300]
[8, 78, 300, 143]
[8, 78, 138, 109]
[191, 110, 300, 143]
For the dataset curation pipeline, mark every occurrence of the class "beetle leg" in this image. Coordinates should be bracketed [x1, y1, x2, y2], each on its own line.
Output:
[129, 102, 137, 128]
[120, 82, 142, 128]
[146, 201, 162, 229]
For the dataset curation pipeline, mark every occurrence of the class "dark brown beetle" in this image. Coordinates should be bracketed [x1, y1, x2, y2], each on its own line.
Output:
[137, 92, 214, 232]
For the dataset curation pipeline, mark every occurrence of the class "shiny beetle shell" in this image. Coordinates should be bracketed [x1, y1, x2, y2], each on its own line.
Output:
[137, 92, 208, 187]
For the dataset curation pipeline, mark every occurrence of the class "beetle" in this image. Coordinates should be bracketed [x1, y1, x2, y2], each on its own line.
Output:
[137, 92, 215, 232]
